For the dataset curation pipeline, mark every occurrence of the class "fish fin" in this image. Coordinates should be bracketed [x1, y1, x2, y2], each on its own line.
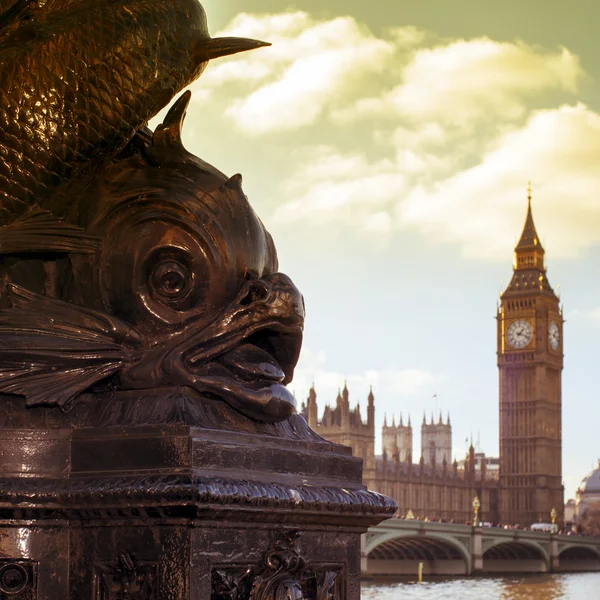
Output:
[0, 284, 142, 407]
[144, 92, 197, 168]
[0, 209, 100, 255]
[152, 91, 190, 150]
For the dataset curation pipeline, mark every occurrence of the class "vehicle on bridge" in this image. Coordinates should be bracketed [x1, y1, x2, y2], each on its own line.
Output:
[531, 523, 558, 534]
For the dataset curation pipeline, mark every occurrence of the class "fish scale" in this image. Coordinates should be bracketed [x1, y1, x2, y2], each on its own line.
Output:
[0, 0, 265, 226]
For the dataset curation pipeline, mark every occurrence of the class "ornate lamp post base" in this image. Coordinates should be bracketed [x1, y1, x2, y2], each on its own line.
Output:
[0, 390, 395, 599]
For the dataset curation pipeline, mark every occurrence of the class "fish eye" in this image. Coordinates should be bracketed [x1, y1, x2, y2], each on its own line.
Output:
[151, 260, 190, 299]
[147, 251, 196, 309]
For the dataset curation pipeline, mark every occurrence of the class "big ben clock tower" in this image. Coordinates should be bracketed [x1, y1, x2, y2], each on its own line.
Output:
[497, 187, 564, 526]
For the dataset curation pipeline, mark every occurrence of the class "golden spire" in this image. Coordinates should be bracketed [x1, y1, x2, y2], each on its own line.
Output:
[515, 182, 544, 253]
[503, 182, 557, 298]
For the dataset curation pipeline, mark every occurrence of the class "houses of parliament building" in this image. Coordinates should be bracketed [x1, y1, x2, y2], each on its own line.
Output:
[300, 191, 565, 526]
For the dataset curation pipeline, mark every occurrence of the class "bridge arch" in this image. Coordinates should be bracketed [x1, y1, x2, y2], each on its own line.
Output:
[559, 544, 600, 559]
[557, 544, 600, 571]
[483, 539, 550, 572]
[366, 531, 471, 575]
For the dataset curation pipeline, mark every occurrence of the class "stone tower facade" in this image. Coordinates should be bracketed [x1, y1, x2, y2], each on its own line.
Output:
[301, 388, 499, 523]
[382, 414, 413, 462]
[305, 383, 376, 484]
[497, 189, 564, 526]
[421, 413, 452, 466]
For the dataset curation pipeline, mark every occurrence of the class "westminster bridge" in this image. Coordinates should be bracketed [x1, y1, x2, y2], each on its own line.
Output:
[363, 519, 600, 576]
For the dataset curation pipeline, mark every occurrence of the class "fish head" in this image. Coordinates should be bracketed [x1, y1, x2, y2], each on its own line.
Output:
[89, 98, 304, 421]
[97, 166, 281, 334]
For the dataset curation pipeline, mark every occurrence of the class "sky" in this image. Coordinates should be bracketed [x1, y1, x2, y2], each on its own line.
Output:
[152, 0, 600, 500]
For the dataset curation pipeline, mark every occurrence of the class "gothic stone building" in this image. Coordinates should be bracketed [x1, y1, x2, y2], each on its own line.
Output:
[302, 384, 499, 524]
[497, 190, 564, 525]
[300, 191, 564, 526]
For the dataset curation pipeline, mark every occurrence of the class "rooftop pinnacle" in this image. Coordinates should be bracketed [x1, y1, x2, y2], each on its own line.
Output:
[502, 185, 556, 298]
[515, 183, 544, 254]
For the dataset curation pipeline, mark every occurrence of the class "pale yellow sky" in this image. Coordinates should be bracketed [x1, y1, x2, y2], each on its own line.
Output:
[153, 1, 600, 497]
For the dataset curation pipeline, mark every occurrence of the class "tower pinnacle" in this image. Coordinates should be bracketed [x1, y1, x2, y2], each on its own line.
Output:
[503, 185, 556, 298]
[515, 183, 544, 257]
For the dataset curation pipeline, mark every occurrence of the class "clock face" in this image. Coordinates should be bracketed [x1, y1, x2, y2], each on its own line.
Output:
[506, 319, 533, 349]
[549, 321, 560, 351]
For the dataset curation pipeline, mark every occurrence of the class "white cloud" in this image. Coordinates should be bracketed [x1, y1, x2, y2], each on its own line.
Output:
[204, 12, 395, 134]
[184, 10, 597, 261]
[200, 60, 273, 87]
[201, 11, 584, 146]
[388, 25, 430, 49]
[334, 38, 584, 126]
[378, 368, 441, 395]
[290, 348, 449, 459]
[215, 11, 314, 42]
[273, 146, 405, 228]
[272, 102, 600, 260]
[393, 40, 581, 122]
[398, 103, 600, 260]
[290, 347, 441, 411]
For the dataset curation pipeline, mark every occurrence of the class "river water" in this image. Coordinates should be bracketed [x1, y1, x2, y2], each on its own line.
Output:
[362, 573, 600, 599]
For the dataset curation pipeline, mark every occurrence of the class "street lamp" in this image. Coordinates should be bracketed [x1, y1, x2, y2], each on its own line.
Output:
[473, 495, 481, 526]
[551, 507, 557, 526]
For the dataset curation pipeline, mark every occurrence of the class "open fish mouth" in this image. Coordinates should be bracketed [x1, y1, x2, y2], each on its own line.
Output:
[165, 273, 305, 421]
[178, 323, 304, 421]
[189, 322, 303, 386]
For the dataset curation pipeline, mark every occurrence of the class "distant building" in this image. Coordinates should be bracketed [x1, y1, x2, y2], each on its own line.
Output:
[382, 414, 412, 463]
[565, 498, 576, 524]
[575, 461, 600, 522]
[458, 452, 499, 473]
[304, 382, 374, 470]
[301, 386, 499, 524]
[421, 413, 452, 466]
[299, 188, 564, 526]
[497, 187, 564, 525]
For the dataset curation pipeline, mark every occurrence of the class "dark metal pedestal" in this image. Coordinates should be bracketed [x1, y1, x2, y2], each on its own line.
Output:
[0, 389, 395, 598]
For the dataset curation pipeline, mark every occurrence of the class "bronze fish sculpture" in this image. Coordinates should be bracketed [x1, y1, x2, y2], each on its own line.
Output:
[0, 0, 267, 224]
[0, 93, 305, 421]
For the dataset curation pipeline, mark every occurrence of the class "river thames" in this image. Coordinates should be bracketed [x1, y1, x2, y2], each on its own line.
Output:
[362, 573, 600, 599]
